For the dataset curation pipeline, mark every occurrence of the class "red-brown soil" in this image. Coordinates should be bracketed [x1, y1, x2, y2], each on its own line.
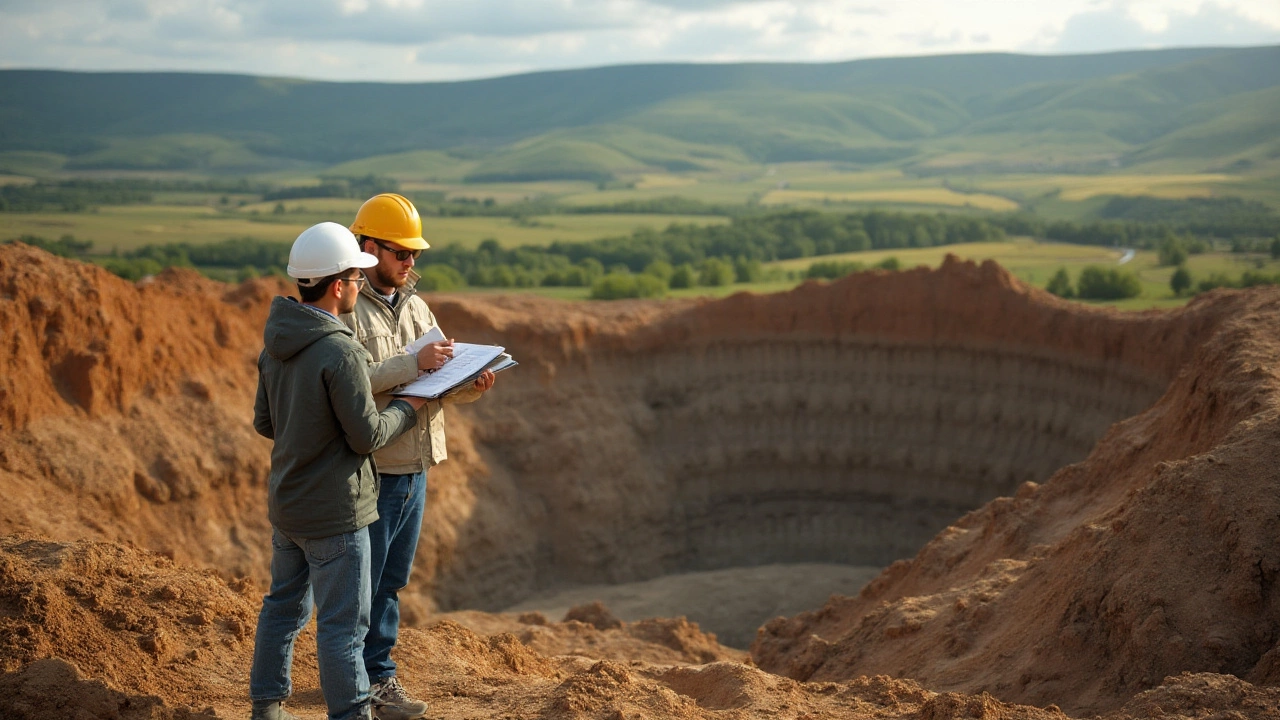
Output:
[2, 242, 1280, 717]
[0, 535, 1080, 719]
[750, 274, 1280, 715]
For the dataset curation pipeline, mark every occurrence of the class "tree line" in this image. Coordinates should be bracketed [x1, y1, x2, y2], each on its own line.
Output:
[7, 197, 1280, 300]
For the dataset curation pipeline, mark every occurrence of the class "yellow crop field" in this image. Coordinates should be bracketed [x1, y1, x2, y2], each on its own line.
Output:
[977, 173, 1244, 202]
[761, 188, 1020, 212]
[767, 238, 1123, 277]
[633, 174, 699, 189]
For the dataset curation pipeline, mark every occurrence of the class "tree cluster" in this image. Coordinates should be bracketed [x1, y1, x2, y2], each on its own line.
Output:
[1098, 196, 1280, 239]
[997, 197, 1279, 248]
[262, 175, 400, 202]
[1044, 266, 1142, 300]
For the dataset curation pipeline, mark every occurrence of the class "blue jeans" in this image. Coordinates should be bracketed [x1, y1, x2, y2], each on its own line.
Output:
[250, 527, 373, 720]
[364, 470, 427, 682]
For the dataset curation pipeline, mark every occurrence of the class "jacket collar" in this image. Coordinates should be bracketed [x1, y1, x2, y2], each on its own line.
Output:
[359, 268, 420, 308]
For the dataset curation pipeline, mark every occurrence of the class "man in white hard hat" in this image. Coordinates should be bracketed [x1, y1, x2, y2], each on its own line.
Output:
[341, 194, 495, 720]
[249, 222, 429, 720]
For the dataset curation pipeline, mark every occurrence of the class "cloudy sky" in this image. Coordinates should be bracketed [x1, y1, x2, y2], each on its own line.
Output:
[2, 0, 1278, 82]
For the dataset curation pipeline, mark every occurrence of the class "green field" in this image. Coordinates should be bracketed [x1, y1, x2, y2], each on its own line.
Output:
[494, 162, 1277, 216]
[0, 204, 730, 253]
[456, 238, 1278, 311]
[770, 238, 1280, 310]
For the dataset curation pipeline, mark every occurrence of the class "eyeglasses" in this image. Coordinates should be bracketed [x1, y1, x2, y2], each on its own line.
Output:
[373, 239, 422, 262]
[338, 276, 367, 289]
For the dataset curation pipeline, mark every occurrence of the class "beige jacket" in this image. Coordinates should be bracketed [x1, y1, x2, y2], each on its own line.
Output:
[340, 274, 481, 473]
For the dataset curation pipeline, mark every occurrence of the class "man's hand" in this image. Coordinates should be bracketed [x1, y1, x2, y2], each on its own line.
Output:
[473, 369, 496, 392]
[402, 395, 429, 411]
[416, 339, 454, 372]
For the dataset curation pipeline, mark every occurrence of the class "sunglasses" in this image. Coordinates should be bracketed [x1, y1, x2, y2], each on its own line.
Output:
[373, 239, 422, 262]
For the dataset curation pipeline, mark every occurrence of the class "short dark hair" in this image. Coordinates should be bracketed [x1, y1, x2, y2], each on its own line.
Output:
[297, 272, 345, 303]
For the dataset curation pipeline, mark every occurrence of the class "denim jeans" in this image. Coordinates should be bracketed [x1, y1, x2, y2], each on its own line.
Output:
[364, 470, 427, 682]
[250, 527, 373, 720]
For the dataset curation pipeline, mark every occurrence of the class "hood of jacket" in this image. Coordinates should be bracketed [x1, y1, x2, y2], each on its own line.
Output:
[263, 296, 352, 362]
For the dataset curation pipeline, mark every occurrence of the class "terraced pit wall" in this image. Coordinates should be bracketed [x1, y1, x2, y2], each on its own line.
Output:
[426, 258, 1219, 612]
[0, 246, 1227, 640]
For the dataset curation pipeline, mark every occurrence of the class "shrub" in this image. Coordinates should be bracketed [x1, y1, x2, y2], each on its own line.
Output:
[1170, 266, 1192, 296]
[1196, 272, 1237, 293]
[733, 257, 762, 283]
[1076, 266, 1142, 300]
[3, 234, 93, 258]
[806, 260, 865, 280]
[669, 264, 695, 289]
[417, 264, 465, 291]
[1157, 236, 1188, 267]
[1046, 268, 1074, 298]
[590, 272, 667, 300]
[876, 256, 901, 271]
[643, 260, 673, 282]
[1240, 270, 1280, 288]
[698, 258, 735, 286]
[99, 257, 163, 280]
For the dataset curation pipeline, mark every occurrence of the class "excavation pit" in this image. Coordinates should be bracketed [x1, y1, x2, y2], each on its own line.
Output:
[427, 259, 1190, 648]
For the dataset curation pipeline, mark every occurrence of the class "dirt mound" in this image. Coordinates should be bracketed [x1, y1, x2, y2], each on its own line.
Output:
[751, 284, 1280, 714]
[0, 243, 274, 429]
[0, 243, 288, 579]
[1113, 673, 1280, 719]
[0, 534, 1080, 719]
[1, 658, 219, 720]
[440, 605, 743, 665]
[0, 535, 259, 707]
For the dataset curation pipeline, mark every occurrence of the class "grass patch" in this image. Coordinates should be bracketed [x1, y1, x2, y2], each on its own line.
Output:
[761, 188, 1019, 211]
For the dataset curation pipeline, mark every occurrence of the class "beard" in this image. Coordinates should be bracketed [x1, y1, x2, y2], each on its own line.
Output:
[339, 287, 360, 314]
[372, 263, 406, 290]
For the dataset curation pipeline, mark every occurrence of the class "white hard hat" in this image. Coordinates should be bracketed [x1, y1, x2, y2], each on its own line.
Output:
[287, 222, 378, 284]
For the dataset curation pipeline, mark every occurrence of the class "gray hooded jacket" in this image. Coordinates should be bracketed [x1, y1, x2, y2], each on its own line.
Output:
[253, 296, 417, 539]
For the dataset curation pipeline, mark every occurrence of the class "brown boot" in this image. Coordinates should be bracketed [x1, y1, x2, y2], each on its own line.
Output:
[250, 700, 301, 720]
[370, 676, 428, 720]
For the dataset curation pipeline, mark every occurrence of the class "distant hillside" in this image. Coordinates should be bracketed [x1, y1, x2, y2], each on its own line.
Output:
[0, 45, 1276, 177]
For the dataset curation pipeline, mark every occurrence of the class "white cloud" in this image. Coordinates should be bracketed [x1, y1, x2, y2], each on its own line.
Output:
[0, 0, 1276, 81]
[1050, 1, 1280, 53]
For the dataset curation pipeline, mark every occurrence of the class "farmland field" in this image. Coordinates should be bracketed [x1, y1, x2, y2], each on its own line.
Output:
[968, 173, 1252, 203]
[0, 204, 730, 253]
[465, 238, 1280, 311]
[760, 188, 1018, 212]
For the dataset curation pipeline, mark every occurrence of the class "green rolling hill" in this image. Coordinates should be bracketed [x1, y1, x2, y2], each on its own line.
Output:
[0, 45, 1275, 179]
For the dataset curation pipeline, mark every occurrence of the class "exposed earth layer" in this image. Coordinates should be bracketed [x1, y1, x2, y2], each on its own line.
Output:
[1, 242, 1278, 717]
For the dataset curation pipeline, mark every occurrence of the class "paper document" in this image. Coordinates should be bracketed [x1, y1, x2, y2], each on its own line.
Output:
[404, 326, 446, 355]
[396, 342, 508, 399]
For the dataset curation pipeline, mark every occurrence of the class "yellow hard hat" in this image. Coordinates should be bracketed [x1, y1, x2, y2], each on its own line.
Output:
[349, 193, 428, 250]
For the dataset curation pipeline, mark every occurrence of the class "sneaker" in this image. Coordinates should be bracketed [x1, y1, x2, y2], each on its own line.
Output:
[370, 676, 428, 720]
[250, 700, 300, 720]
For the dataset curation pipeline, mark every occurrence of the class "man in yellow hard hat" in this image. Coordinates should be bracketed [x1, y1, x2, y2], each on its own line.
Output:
[251, 222, 427, 720]
[340, 193, 496, 720]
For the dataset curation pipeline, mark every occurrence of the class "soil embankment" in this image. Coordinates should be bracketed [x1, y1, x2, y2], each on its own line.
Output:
[3, 242, 1280, 716]
[752, 274, 1280, 714]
